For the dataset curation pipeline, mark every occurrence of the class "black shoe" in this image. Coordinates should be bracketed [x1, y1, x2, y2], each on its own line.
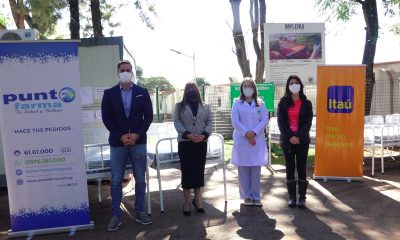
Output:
[192, 199, 205, 213]
[298, 199, 306, 209]
[183, 204, 191, 216]
[288, 199, 297, 208]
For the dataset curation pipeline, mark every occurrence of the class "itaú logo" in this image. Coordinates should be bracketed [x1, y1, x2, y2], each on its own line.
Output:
[327, 86, 354, 113]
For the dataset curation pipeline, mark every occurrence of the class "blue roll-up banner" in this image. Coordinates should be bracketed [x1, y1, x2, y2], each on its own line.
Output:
[0, 41, 93, 237]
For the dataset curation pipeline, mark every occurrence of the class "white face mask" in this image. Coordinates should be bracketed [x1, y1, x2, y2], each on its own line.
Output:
[119, 72, 132, 83]
[289, 84, 301, 94]
[243, 87, 254, 97]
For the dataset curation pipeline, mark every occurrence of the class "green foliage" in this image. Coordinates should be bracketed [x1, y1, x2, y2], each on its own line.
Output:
[134, 0, 157, 30]
[24, 0, 67, 39]
[390, 23, 400, 35]
[224, 139, 233, 163]
[316, 0, 357, 21]
[0, 13, 7, 28]
[317, 0, 400, 22]
[270, 143, 315, 165]
[295, 34, 321, 51]
[195, 77, 210, 87]
[137, 76, 175, 92]
[79, 0, 156, 37]
[80, 0, 120, 37]
[135, 65, 144, 79]
[270, 143, 286, 165]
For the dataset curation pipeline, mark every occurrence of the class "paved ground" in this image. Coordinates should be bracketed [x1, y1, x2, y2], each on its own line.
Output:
[1, 158, 400, 240]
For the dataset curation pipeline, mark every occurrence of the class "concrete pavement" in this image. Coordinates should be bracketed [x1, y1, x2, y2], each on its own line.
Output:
[0, 159, 400, 240]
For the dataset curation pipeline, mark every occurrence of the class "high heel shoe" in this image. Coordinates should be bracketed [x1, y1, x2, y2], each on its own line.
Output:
[192, 199, 205, 213]
[182, 204, 191, 216]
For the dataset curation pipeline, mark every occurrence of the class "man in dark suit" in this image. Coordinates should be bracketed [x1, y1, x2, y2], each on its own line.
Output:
[102, 60, 153, 231]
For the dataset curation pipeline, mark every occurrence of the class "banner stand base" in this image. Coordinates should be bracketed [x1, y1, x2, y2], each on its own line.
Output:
[313, 175, 364, 182]
[8, 221, 94, 238]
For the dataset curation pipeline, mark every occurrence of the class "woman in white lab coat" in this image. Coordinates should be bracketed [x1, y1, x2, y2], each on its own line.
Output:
[231, 78, 269, 206]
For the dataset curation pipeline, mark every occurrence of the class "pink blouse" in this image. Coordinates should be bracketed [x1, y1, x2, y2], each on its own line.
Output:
[288, 99, 302, 133]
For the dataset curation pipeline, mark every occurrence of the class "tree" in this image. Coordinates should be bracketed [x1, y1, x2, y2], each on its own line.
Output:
[250, 0, 266, 83]
[0, 11, 7, 29]
[229, 0, 266, 83]
[135, 65, 144, 79]
[6, 0, 66, 38]
[317, 0, 399, 115]
[90, 0, 103, 37]
[391, 23, 400, 34]
[137, 76, 175, 92]
[195, 77, 210, 87]
[9, 0, 25, 29]
[230, 0, 251, 79]
[134, 0, 156, 30]
[80, 0, 111, 37]
[69, 0, 80, 39]
[24, 0, 67, 39]
[79, 1, 156, 38]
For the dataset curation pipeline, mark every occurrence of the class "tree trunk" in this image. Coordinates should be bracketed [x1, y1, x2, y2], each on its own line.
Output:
[250, 0, 266, 83]
[9, 0, 25, 29]
[90, 0, 103, 37]
[230, 0, 251, 79]
[0, 23, 6, 29]
[69, 0, 80, 39]
[360, 0, 378, 115]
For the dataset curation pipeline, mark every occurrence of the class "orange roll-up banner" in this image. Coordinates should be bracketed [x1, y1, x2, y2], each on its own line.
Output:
[314, 65, 365, 181]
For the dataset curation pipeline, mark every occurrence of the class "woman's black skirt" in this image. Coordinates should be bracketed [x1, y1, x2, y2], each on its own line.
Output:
[178, 141, 207, 189]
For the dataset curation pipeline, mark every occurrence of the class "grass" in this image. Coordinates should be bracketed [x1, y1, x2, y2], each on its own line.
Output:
[270, 143, 315, 165]
[224, 140, 315, 166]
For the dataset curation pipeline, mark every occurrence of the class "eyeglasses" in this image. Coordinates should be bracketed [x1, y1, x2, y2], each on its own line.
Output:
[119, 69, 132, 73]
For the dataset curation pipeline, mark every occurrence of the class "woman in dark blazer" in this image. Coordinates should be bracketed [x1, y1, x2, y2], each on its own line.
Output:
[277, 75, 313, 209]
[174, 82, 212, 216]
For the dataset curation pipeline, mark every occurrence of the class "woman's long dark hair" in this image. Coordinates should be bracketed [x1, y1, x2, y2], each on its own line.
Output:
[179, 81, 203, 113]
[282, 75, 307, 107]
[239, 77, 259, 107]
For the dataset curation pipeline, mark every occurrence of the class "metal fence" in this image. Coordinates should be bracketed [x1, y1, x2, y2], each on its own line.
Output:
[149, 73, 400, 140]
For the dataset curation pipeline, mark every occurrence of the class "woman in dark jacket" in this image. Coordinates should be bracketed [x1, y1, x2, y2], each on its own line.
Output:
[277, 75, 313, 209]
[174, 82, 213, 216]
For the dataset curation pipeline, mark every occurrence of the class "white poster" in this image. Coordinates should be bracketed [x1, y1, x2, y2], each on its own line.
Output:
[264, 23, 325, 83]
[0, 41, 92, 235]
[80, 86, 94, 105]
[93, 87, 107, 101]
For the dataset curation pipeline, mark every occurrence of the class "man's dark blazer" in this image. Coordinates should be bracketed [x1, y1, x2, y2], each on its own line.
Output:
[101, 83, 153, 147]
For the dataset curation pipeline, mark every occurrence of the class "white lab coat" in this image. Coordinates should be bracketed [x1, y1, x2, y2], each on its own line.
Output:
[231, 98, 269, 166]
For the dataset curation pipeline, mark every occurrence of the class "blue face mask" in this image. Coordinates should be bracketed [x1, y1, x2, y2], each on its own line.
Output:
[186, 90, 197, 101]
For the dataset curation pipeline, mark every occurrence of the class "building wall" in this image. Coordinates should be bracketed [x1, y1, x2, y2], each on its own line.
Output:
[372, 62, 400, 116]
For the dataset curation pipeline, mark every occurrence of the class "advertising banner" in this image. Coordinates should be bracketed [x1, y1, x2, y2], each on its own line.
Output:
[264, 23, 325, 84]
[0, 41, 93, 237]
[230, 83, 275, 112]
[314, 65, 365, 181]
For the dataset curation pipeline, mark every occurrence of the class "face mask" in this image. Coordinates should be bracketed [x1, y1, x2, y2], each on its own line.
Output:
[243, 87, 254, 97]
[289, 84, 301, 94]
[119, 72, 132, 83]
[186, 90, 197, 101]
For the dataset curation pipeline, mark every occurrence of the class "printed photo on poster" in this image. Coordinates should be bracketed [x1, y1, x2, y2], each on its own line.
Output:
[269, 33, 322, 61]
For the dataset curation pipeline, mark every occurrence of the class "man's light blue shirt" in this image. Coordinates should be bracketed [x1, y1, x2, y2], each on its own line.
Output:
[120, 83, 133, 118]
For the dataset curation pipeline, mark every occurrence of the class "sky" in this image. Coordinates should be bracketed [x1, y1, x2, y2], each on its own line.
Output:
[1, 0, 399, 89]
[113, 0, 400, 89]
